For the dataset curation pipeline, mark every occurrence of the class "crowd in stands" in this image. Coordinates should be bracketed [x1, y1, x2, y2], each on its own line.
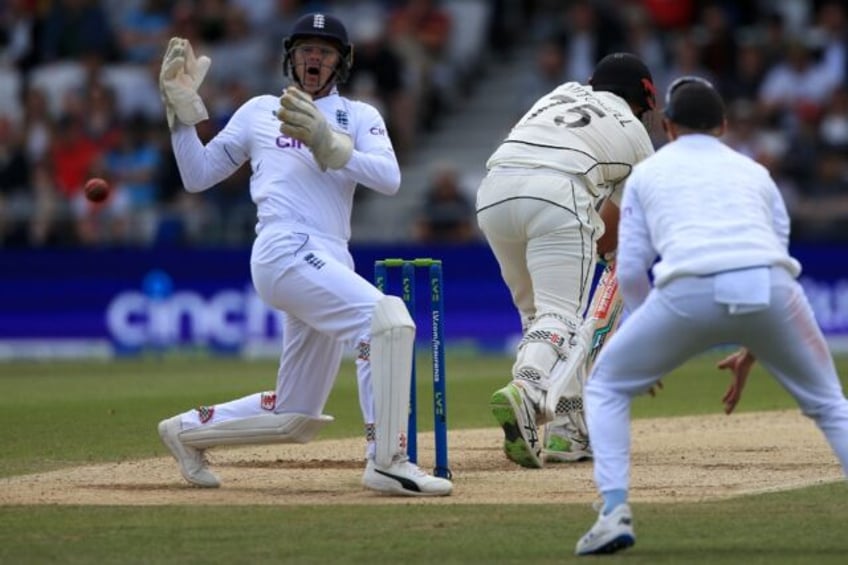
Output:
[1, 0, 846, 248]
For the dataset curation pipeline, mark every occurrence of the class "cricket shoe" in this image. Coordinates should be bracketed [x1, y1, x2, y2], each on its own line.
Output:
[490, 381, 543, 468]
[575, 503, 635, 556]
[158, 415, 220, 488]
[543, 420, 592, 463]
[362, 455, 453, 496]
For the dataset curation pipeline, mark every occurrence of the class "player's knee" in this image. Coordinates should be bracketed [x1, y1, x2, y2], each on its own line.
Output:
[371, 295, 415, 336]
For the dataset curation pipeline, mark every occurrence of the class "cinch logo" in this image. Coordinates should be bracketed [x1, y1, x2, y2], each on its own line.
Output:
[276, 135, 304, 149]
[369, 126, 386, 136]
[106, 269, 284, 349]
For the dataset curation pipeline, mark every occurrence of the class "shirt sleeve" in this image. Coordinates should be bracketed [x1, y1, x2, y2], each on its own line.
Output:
[344, 104, 401, 196]
[616, 174, 656, 311]
[171, 103, 252, 193]
[768, 176, 792, 250]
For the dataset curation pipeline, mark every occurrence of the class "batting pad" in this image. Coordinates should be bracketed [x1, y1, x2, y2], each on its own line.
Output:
[179, 413, 334, 449]
[370, 295, 416, 467]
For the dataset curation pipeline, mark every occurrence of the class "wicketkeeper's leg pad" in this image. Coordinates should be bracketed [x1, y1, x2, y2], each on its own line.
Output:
[370, 295, 416, 467]
[179, 413, 334, 449]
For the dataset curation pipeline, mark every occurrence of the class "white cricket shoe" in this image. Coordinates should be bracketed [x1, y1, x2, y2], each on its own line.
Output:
[575, 503, 635, 556]
[490, 381, 543, 468]
[543, 420, 593, 463]
[158, 416, 221, 488]
[362, 456, 453, 497]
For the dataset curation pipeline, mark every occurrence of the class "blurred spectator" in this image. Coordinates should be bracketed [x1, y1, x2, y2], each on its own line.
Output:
[721, 38, 769, 103]
[820, 85, 848, 151]
[20, 86, 53, 164]
[347, 14, 416, 162]
[815, 0, 847, 92]
[551, 0, 624, 83]
[0, 0, 39, 71]
[514, 36, 566, 118]
[412, 161, 475, 244]
[39, 0, 119, 63]
[620, 2, 665, 80]
[0, 116, 30, 244]
[695, 2, 738, 84]
[387, 0, 453, 131]
[758, 37, 838, 130]
[115, 0, 173, 64]
[105, 114, 162, 245]
[791, 145, 848, 241]
[205, 5, 267, 92]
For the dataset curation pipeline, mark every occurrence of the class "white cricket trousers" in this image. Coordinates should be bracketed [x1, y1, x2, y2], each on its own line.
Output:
[179, 227, 382, 429]
[476, 170, 602, 326]
[586, 267, 848, 495]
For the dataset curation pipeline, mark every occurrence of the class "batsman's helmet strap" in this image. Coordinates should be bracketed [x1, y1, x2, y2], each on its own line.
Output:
[663, 76, 725, 130]
[589, 52, 656, 118]
[283, 13, 353, 84]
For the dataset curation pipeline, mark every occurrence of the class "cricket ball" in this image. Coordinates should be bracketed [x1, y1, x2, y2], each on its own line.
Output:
[84, 177, 110, 203]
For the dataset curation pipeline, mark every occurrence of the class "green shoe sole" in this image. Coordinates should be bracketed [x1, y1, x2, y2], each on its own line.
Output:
[490, 387, 542, 469]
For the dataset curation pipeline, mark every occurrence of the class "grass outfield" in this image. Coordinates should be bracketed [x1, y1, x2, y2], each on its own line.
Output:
[0, 352, 846, 563]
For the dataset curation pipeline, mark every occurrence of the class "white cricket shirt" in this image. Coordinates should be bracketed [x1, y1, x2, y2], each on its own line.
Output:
[618, 133, 802, 309]
[170, 88, 400, 242]
[486, 82, 654, 203]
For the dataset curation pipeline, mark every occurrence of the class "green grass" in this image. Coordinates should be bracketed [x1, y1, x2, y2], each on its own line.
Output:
[0, 351, 846, 563]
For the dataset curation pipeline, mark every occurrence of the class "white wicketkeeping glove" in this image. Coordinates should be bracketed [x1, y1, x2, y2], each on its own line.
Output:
[276, 86, 353, 170]
[159, 37, 211, 129]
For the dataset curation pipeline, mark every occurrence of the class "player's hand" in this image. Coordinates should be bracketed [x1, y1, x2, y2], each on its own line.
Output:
[646, 379, 663, 397]
[277, 86, 352, 170]
[159, 37, 211, 129]
[717, 347, 755, 414]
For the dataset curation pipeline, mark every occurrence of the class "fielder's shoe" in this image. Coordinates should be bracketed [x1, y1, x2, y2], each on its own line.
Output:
[575, 503, 635, 556]
[490, 381, 543, 468]
[543, 420, 593, 463]
[158, 415, 220, 488]
[362, 455, 453, 496]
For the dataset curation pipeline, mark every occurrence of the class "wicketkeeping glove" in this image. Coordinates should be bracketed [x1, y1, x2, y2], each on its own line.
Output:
[276, 87, 353, 171]
[159, 37, 211, 129]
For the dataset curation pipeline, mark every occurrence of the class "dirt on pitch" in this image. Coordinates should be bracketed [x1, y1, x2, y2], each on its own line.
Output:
[0, 410, 841, 506]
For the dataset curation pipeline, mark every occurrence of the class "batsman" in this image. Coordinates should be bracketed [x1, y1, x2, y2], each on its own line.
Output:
[476, 53, 657, 468]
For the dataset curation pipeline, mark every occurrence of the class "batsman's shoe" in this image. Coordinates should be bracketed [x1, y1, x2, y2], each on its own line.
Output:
[158, 416, 220, 488]
[490, 382, 543, 468]
[575, 503, 635, 556]
[543, 421, 593, 463]
[362, 455, 453, 497]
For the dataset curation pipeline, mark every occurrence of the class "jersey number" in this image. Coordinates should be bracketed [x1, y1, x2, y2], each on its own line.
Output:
[527, 94, 606, 128]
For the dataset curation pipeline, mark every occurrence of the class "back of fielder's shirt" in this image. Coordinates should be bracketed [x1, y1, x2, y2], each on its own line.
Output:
[486, 82, 654, 205]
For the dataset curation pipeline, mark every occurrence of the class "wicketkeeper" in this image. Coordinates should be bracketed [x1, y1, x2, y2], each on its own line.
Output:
[155, 13, 452, 497]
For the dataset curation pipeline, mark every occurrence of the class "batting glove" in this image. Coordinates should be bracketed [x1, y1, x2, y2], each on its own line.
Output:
[276, 86, 353, 171]
[159, 37, 211, 129]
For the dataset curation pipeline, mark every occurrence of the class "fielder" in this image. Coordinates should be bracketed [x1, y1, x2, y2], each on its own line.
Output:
[156, 13, 451, 497]
[476, 53, 657, 468]
[575, 77, 848, 555]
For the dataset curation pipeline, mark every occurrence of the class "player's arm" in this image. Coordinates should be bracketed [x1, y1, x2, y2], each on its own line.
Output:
[341, 106, 401, 196]
[596, 198, 620, 259]
[615, 176, 655, 312]
[160, 37, 249, 192]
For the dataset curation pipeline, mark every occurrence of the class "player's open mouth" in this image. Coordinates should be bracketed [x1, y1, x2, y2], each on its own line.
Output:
[306, 66, 320, 76]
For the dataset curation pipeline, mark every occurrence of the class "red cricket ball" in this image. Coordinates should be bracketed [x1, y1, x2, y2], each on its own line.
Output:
[83, 177, 110, 203]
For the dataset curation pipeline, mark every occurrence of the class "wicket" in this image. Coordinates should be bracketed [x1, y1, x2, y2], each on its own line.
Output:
[374, 258, 451, 479]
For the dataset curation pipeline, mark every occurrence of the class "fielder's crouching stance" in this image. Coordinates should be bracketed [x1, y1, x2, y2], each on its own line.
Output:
[156, 13, 451, 497]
